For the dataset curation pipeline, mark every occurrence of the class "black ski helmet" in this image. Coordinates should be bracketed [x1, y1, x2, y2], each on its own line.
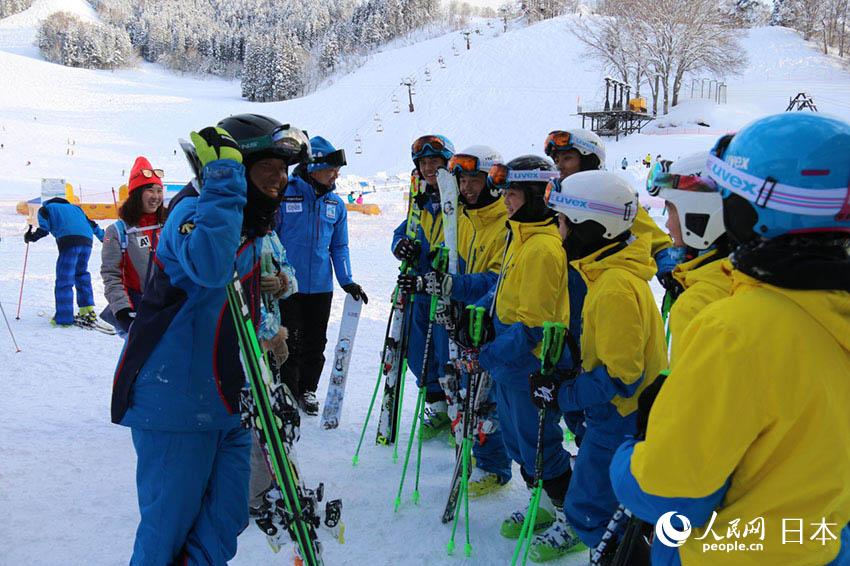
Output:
[217, 114, 310, 166]
[505, 154, 556, 222]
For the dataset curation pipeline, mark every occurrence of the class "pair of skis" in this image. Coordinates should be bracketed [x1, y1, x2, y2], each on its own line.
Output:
[227, 275, 342, 566]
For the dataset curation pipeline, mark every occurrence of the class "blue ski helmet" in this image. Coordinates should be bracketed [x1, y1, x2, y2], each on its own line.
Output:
[411, 134, 454, 165]
[707, 113, 850, 241]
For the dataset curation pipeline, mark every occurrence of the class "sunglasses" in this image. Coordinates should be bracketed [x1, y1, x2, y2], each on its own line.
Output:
[412, 135, 448, 159]
[135, 168, 164, 179]
[486, 164, 559, 192]
[543, 130, 573, 157]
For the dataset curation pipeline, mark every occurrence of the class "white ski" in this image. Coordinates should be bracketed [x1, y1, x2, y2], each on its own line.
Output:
[320, 294, 363, 429]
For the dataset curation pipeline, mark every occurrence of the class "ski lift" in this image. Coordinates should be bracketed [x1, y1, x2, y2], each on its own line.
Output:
[393, 103, 401, 114]
[373, 113, 380, 122]
[376, 121, 384, 133]
[355, 144, 363, 155]
[438, 56, 446, 68]
[354, 134, 363, 154]
[410, 86, 416, 95]
[391, 93, 399, 103]
[425, 68, 432, 82]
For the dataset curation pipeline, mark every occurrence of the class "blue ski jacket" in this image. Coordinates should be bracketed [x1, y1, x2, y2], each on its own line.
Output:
[111, 160, 265, 432]
[30, 197, 104, 251]
[275, 166, 353, 294]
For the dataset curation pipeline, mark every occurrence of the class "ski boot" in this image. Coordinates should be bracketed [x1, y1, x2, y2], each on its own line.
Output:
[299, 391, 319, 416]
[420, 400, 450, 440]
[49, 318, 73, 328]
[468, 467, 509, 499]
[76, 306, 98, 325]
[251, 487, 291, 553]
[500, 495, 555, 539]
[528, 504, 587, 562]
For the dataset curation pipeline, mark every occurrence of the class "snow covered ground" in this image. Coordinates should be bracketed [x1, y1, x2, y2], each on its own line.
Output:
[2, 1, 850, 564]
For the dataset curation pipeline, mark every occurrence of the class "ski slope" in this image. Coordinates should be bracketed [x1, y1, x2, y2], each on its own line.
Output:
[2, 1, 850, 564]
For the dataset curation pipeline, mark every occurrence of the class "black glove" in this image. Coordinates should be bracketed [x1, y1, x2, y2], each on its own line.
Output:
[342, 282, 368, 304]
[115, 308, 136, 333]
[528, 370, 561, 410]
[393, 238, 420, 261]
[636, 372, 668, 440]
[455, 307, 495, 349]
[657, 272, 683, 299]
[23, 229, 35, 243]
[397, 274, 424, 295]
[23, 227, 46, 243]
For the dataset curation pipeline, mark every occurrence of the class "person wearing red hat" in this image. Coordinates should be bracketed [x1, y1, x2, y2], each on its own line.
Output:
[100, 156, 166, 335]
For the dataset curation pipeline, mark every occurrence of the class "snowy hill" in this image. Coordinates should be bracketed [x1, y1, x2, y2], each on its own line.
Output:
[2, 1, 850, 202]
[2, 2, 850, 565]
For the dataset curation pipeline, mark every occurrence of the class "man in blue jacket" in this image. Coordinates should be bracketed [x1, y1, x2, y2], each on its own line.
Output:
[276, 136, 367, 415]
[24, 197, 104, 327]
[111, 114, 311, 565]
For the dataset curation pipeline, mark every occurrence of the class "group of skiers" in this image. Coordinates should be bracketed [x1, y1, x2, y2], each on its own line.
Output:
[22, 108, 850, 565]
[387, 112, 850, 565]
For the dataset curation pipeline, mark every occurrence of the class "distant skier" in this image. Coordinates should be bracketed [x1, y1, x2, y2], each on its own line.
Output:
[276, 135, 367, 415]
[620, 156, 628, 170]
[24, 197, 104, 327]
[347, 191, 356, 204]
[100, 156, 166, 336]
[111, 114, 310, 564]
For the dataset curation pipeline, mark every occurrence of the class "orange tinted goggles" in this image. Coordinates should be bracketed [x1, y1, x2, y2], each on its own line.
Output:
[448, 154, 481, 175]
[544, 130, 572, 156]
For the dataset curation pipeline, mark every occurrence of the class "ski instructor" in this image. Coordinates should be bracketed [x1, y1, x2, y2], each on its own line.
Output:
[111, 114, 310, 565]
[275, 135, 367, 415]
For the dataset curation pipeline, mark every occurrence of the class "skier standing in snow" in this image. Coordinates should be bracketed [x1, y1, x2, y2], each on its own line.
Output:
[394, 135, 454, 438]
[529, 170, 667, 561]
[646, 151, 733, 365]
[414, 145, 514, 494]
[275, 135, 366, 415]
[452, 155, 574, 552]
[544, 129, 679, 298]
[24, 195, 105, 327]
[611, 113, 850, 565]
[100, 156, 166, 336]
[111, 114, 310, 564]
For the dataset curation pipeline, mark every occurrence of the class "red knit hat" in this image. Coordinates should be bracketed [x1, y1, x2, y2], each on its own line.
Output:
[128, 156, 164, 194]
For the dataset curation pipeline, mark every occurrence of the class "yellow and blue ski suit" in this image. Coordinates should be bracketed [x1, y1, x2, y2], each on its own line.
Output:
[557, 235, 667, 547]
[668, 250, 733, 367]
[611, 270, 850, 565]
[478, 218, 573, 480]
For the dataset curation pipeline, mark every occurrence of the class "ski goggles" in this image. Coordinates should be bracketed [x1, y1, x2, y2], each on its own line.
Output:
[544, 130, 574, 157]
[240, 125, 311, 161]
[647, 171, 718, 197]
[448, 154, 484, 176]
[312, 148, 347, 168]
[487, 164, 559, 192]
[138, 168, 164, 179]
[412, 135, 449, 159]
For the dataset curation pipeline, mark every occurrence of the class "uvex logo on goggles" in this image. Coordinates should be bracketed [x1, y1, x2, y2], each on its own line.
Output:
[487, 164, 559, 189]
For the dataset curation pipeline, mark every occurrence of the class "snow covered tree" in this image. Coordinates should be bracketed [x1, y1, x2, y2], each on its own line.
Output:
[37, 11, 134, 70]
[0, 0, 32, 18]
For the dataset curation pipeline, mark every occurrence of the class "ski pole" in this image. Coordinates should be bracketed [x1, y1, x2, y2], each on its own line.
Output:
[590, 505, 630, 565]
[393, 386, 424, 512]
[0, 296, 22, 352]
[16, 242, 29, 319]
[354, 294, 398, 466]
[512, 322, 566, 566]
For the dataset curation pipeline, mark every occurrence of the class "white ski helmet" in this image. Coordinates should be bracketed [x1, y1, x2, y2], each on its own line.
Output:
[546, 170, 638, 238]
[449, 145, 503, 175]
[648, 151, 724, 250]
[544, 129, 606, 170]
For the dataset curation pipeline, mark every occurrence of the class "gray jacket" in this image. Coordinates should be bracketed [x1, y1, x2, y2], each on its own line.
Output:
[100, 220, 162, 315]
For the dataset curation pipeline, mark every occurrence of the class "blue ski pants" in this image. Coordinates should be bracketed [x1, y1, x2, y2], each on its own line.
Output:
[130, 425, 251, 566]
[54, 244, 94, 324]
[565, 411, 637, 548]
[404, 295, 448, 399]
[493, 381, 571, 483]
